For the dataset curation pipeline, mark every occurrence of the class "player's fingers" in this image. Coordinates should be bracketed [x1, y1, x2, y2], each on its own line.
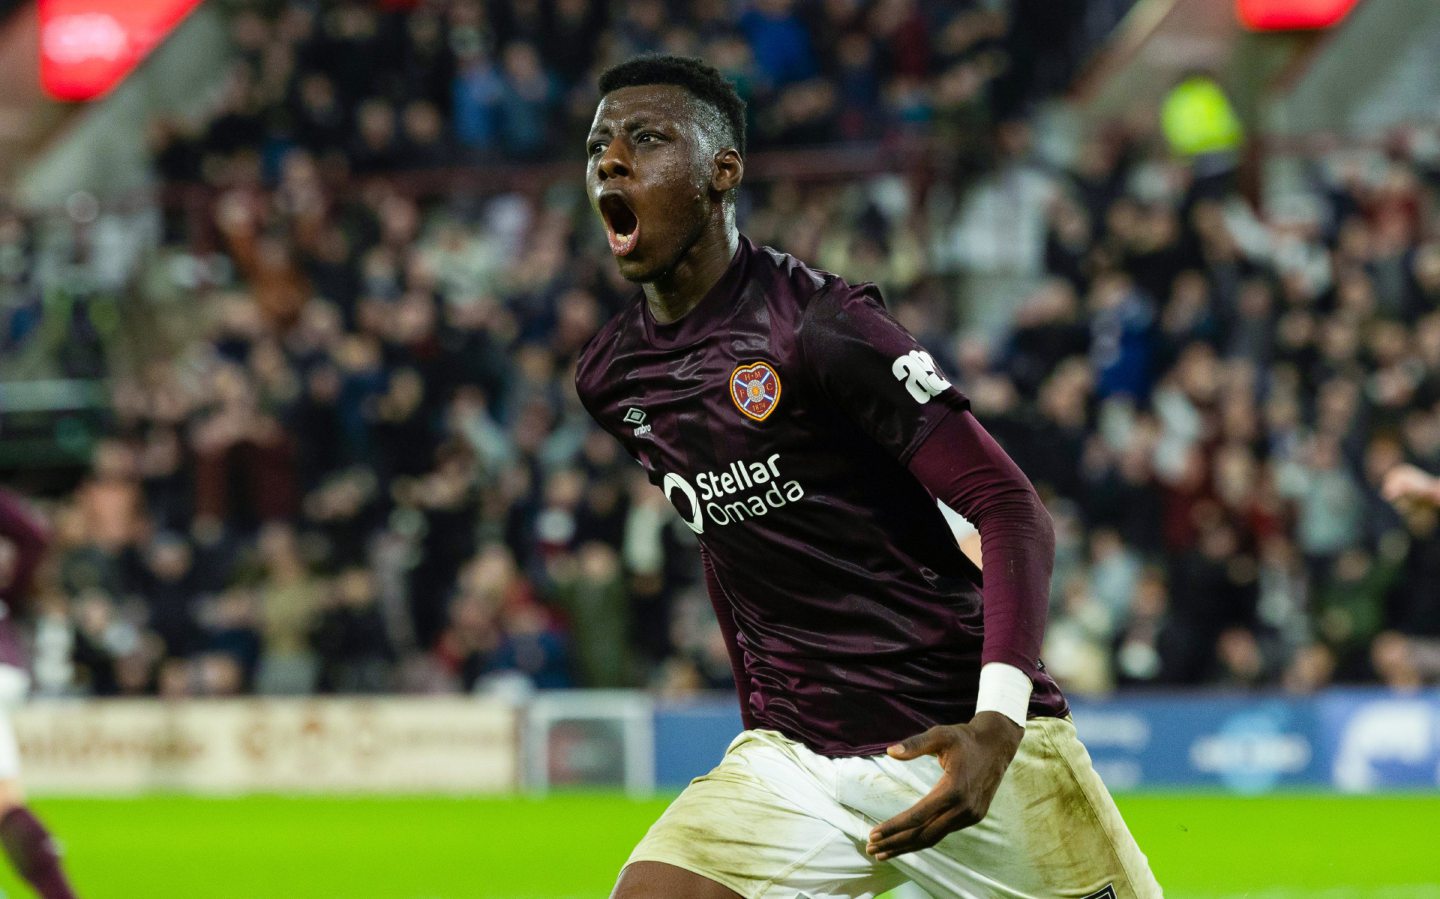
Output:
[885, 725, 947, 760]
[864, 806, 967, 858]
[867, 822, 927, 859]
[869, 780, 953, 841]
[922, 803, 981, 840]
[868, 805, 973, 859]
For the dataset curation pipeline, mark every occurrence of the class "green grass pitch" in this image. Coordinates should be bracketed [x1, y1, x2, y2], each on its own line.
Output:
[0, 794, 1434, 898]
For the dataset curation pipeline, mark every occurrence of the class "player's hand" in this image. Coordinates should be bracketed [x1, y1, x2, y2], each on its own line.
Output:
[865, 712, 1022, 861]
[1382, 464, 1440, 510]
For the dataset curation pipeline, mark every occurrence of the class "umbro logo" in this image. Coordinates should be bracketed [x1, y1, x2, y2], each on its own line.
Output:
[624, 407, 652, 437]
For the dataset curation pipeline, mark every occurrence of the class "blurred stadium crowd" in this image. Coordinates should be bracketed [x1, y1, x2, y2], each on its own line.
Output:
[145, 0, 1093, 173]
[4, 0, 1440, 702]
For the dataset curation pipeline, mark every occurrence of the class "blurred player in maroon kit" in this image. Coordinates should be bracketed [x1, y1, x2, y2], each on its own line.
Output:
[575, 57, 1160, 898]
[0, 490, 79, 898]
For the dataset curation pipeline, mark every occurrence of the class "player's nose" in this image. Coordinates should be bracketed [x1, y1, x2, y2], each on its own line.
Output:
[597, 144, 632, 181]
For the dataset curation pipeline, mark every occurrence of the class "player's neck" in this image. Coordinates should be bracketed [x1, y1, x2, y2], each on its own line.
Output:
[643, 224, 740, 325]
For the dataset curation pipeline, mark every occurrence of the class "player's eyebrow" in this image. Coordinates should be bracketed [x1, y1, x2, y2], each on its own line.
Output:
[586, 116, 673, 148]
[596, 114, 668, 134]
[586, 121, 613, 140]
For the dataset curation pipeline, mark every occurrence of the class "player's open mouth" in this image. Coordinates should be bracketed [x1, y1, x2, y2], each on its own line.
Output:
[599, 193, 640, 257]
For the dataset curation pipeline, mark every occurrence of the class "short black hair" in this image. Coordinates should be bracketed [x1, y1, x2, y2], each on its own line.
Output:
[598, 55, 746, 157]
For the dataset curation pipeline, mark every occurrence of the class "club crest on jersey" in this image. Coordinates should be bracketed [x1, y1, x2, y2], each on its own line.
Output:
[730, 361, 782, 421]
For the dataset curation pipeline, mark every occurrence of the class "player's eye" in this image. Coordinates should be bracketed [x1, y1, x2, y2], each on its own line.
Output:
[587, 141, 606, 157]
[636, 131, 662, 144]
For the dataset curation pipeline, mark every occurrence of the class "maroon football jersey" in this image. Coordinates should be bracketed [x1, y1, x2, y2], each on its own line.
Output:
[575, 237, 1066, 756]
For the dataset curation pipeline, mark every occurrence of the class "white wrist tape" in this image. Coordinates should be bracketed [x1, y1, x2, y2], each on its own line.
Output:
[976, 662, 1033, 728]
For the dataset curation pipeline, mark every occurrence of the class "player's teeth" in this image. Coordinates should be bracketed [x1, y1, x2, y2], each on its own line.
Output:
[611, 227, 639, 256]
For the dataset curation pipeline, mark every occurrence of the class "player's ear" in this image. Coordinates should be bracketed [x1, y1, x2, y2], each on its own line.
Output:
[711, 148, 743, 195]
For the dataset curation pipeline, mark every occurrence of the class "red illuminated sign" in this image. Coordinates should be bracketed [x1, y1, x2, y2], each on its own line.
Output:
[39, 0, 204, 101]
[1237, 0, 1360, 30]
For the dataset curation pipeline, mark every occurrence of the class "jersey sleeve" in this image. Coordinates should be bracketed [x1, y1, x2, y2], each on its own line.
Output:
[798, 281, 970, 464]
[907, 411, 1055, 684]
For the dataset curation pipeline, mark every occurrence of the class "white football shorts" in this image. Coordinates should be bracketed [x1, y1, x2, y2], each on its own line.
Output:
[624, 716, 1161, 898]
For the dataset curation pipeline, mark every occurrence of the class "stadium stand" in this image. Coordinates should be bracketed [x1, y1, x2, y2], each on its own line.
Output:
[4, 0, 1440, 706]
